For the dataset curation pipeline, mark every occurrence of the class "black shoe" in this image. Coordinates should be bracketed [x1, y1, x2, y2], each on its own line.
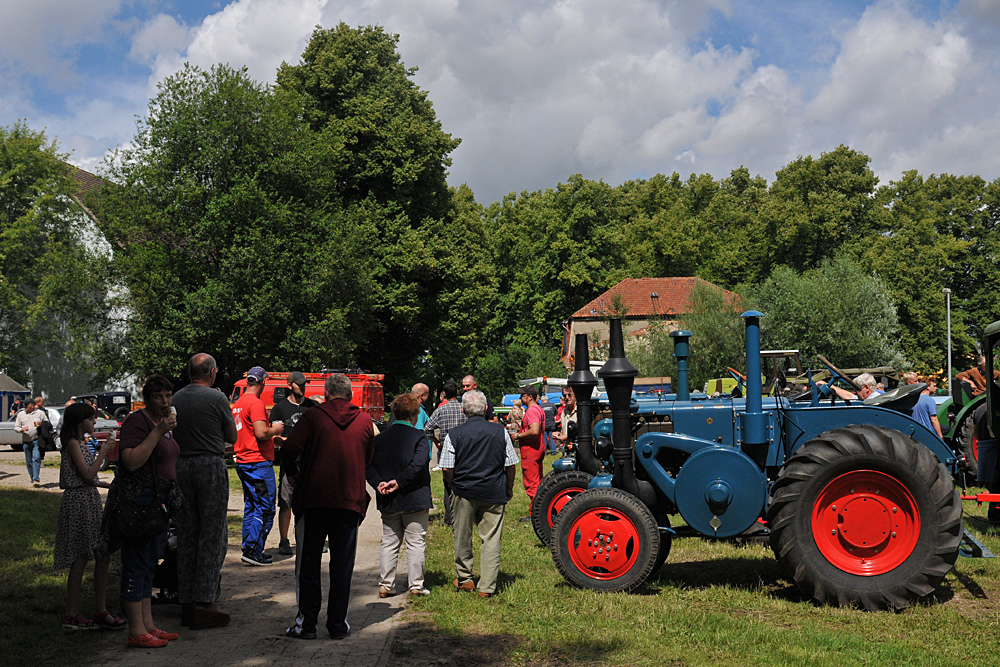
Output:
[285, 626, 317, 640]
[328, 623, 350, 640]
[278, 540, 293, 556]
[242, 550, 272, 566]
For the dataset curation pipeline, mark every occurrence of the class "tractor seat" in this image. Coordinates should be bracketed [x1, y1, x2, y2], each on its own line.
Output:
[862, 382, 925, 413]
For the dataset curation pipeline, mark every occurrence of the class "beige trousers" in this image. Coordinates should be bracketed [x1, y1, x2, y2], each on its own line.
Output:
[452, 495, 506, 594]
[378, 509, 428, 591]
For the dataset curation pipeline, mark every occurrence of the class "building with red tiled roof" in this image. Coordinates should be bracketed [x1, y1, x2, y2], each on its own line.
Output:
[65, 162, 109, 223]
[560, 277, 737, 365]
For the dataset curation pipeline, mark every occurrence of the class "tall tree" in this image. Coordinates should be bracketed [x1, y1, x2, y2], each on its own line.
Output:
[0, 122, 110, 381]
[275, 24, 482, 388]
[758, 145, 878, 276]
[484, 175, 627, 350]
[852, 171, 974, 372]
[93, 64, 373, 388]
[748, 256, 905, 369]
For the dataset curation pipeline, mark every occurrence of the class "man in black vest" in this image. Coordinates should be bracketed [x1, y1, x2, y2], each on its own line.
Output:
[440, 390, 518, 598]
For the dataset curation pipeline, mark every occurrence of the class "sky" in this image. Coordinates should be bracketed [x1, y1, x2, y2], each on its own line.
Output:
[2, 0, 1000, 204]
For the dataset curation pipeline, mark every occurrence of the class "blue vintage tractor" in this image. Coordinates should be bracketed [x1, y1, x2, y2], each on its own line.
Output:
[549, 312, 999, 611]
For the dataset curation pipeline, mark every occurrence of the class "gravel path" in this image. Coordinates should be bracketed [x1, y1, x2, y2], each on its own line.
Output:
[0, 448, 412, 666]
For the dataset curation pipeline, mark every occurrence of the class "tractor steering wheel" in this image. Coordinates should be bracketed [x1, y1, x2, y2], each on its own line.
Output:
[815, 354, 862, 405]
[726, 367, 747, 397]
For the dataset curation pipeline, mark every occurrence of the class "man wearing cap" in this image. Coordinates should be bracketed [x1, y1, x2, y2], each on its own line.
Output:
[268, 372, 318, 556]
[510, 386, 545, 502]
[231, 366, 284, 566]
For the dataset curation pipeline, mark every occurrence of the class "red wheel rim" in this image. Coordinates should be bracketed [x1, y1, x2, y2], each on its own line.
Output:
[812, 470, 920, 576]
[973, 434, 979, 463]
[547, 486, 586, 530]
[565, 507, 641, 580]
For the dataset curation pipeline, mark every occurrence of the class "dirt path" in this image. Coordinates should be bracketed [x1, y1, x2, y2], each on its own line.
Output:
[0, 449, 412, 666]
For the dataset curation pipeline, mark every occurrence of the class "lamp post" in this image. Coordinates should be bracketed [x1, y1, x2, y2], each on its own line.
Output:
[943, 288, 952, 391]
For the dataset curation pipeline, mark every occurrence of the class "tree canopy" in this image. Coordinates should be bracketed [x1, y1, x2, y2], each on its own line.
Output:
[10, 24, 999, 397]
[0, 122, 110, 383]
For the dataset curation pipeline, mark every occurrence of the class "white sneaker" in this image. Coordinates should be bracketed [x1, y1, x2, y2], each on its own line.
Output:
[431, 466, 441, 472]
[408, 588, 431, 596]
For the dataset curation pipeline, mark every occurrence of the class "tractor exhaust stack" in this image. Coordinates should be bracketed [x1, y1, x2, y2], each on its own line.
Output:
[568, 333, 600, 476]
[600, 319, 657, 507]
[669, 329, 692, 400]
[740, 310, 769, 466]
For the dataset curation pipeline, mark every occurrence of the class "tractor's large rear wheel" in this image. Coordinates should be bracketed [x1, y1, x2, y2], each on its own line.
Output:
[768, 425, 962, 611]
[551, 488, 660, 592]
[531, 471, 593, 546]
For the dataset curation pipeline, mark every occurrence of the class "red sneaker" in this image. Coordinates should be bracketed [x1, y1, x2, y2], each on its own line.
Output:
[127, 633, 169, 648]
[150, 628, 180, 641]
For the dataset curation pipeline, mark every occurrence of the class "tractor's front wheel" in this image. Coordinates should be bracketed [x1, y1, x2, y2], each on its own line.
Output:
[768, 425, 962, 611]
[551, 488, 659, 592]
[531, 471, 593, 546]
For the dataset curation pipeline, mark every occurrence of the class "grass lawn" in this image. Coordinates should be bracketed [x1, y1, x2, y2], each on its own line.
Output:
[404, 468, 1000, 667]
[0, 487, 122, 663]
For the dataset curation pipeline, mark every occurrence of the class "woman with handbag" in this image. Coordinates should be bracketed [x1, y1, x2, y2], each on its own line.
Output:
[110, 374, 181, 649]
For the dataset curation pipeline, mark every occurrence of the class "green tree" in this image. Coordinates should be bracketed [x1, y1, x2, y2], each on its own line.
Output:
[484, 175, 627, 350]
[0, 122, 110, 380]
[93, 64, 373, 388]
[275, 24, 485, 389]
[747, 256, 905, 369]
[852, 171, 975, 372]
[757, 146, 878, 276]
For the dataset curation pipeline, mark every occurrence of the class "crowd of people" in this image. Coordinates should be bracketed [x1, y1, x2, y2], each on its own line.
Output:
[17, 350, 1000, 648]
[25, 354, 578, 648]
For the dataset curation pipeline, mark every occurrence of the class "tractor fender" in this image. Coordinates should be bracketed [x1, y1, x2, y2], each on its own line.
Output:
[633, 431, 723, 505]
[780, 404, 957, 469]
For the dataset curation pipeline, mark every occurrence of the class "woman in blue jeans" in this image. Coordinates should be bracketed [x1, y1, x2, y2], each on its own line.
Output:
[112, 375, 181, 649]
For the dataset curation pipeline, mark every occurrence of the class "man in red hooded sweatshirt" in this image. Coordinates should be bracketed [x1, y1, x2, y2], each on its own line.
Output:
[280, 373, 375, 640]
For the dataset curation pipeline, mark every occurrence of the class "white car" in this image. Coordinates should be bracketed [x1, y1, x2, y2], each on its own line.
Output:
[0, 406, 116, 450]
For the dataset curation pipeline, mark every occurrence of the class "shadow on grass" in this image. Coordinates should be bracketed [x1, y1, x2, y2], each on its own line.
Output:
[650, 554, 789, 591]
[964, 516, 1000, 536]
[392, 619, 620, 666]
[423, 567, 523, 595]
[0, 486, 123, 663]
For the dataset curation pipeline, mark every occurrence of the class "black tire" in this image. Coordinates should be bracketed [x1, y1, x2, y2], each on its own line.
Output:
[531, 471, 594, 546]
[114, 407, 129, 421]
[768, 425, 962, 611]
[956, 404, 984, 480]
[551, 488, 660, 592]
[651, 515, 672, 576]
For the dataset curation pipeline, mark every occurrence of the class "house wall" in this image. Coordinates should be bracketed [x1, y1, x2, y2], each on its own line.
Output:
[562, 317, 680, 366]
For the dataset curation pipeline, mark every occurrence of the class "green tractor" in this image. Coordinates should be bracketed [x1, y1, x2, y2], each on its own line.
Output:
[938, 377, 986, 480]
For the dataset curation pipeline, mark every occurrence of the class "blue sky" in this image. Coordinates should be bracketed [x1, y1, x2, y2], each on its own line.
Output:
[2, 0, 997, 204]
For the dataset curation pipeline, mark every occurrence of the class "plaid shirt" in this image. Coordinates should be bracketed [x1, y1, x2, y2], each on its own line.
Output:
[424, 398, 467, 445]
[439, 429, 518, 469]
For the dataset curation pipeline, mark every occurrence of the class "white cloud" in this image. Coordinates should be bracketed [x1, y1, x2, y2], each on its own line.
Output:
[184, 0, 328, 83]
[807, 2, 972, 128]
[11, 0, 1000, 205]
[0, 0, 125, 82]
[129, 14, 191, 65]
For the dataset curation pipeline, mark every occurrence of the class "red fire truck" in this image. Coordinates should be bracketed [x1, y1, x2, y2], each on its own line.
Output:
[229, 370, 386, 422]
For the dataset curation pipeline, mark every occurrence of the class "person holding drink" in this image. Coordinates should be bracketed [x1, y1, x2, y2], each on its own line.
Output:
[105, 374, 181, 649]
[55, 402, 125, 630]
